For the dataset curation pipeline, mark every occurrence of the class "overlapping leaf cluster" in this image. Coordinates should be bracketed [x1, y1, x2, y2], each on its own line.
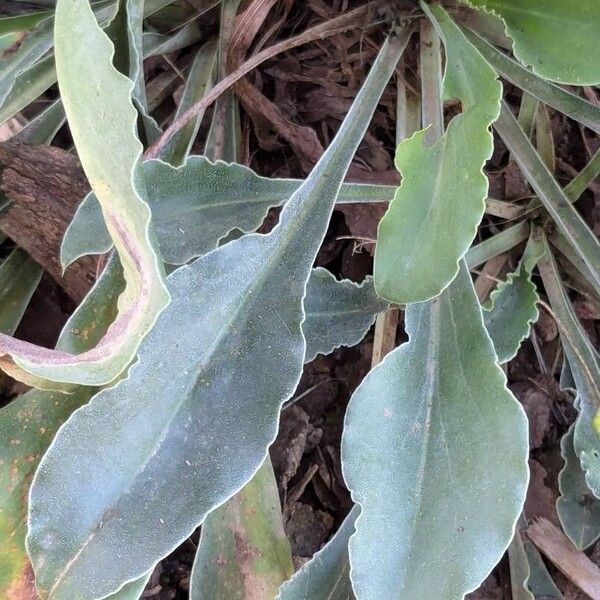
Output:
[0, 0, 598, 599]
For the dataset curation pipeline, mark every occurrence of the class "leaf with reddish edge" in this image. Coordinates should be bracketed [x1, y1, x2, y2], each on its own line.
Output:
[0, 0, 170, 392]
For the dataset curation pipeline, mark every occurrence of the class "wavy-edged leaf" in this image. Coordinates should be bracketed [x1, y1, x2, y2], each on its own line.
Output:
[0, 249, 43, 335]
[0, 0, 170, 391]
[190, 459, 293, 600]
[190, 268, 382, 599]
[374, 4, 501, 304]
[495, 101, 600, 297]
[61, 157, 396, 267]
[463, 0, 600, 85]
[341, 262, 529, 599]
[557, 425, 600, 550]
[537, 239, 600, 498]
[483, 233, 544, 363]
[276, 505, 359, 600]
[161, 40, 218, 166]
[463, 30, 600, 136]
[27, 30, 412, 600]
[0, 257, 123, 600]
[304, 268, 388, 362]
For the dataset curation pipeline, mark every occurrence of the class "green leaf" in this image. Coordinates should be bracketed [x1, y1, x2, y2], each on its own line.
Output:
[0, 0, 170, 391]
[374, 4, 502, 304]
[557, 425, 600, 550]
[14, 98, 65, 144]
[27, 30, 412, 600]
[483, 234, 544, 363]
[537, 239, 600, 499]
[466, 221, 530, 269]
[508, 520, 534, 600]
[277, 506, 359, 600]
[341, 262, 529, 598]
[464, 30, 600, 135]
[61, 157, 396, 268]
[495, 101, 600, 298]
[190, 460, 293, 600]
[463, 0, 600, 85]
[161, 40, 218, 166]
[0, 249, 43, 335]
[304, 268, 388, 362]
[0, 256, 123, 600]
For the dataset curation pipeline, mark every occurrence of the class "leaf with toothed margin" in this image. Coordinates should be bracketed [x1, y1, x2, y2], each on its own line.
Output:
[0, 0, 170, 392]
[557, 425, 600, 551]
[276, 506, 359, 600]
[483, 233, 544, 364]
[341, 262, 529, 599]
[304, 268, 388, 362]
[374, 4, 502, 304]
[462, 0, 600, 85]
[26, 30, 412, 600]
[537, 239, 600, 499]
[61, 157, 396, 268]
[0, 256, 124, 600]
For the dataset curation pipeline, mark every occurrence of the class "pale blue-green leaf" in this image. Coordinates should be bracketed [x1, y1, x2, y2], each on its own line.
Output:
[61, 157, 396, 268]
[161, 40, 218, 166]
[557, 425, 600, 550]
[537, 240, 600, 499]
[523, 537, 562, 599]
[342, 262, 529, 599]
[0, 249, 43, 335]
[374, 4, 502, 304]
[0, 0, 170, 390]
[142, 21, 204, 57]
[27, 31, 411, 600]
[277, 505, 359, 600]
[466, 221, 529, 269]
[508, 519, 534, 600]
[304, 268, 387, 362]
[483, 234, 544, 363]
[190, 459, 293, 600]
[107, 572, 152, 600]
[0, 256, 122, 600]
[14, 98, 65, 144]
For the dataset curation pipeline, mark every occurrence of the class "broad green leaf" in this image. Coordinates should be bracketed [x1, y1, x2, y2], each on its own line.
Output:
[27, 30, 412, 600]
[61, 157, 396, 268]
[374, 4, 502, 304]
[0, 257, 123, 600]
[464, 30, 600, 136]
[0, 0, 170, 391]
[161, 40, 218, 166]
[557, 426, 600, 550]
[108, 572, 153, 600]
[190, 460, 293, 599]
[537, 240, 600, 498]
[463, 0, 600, 85]
[341, 262, 528, 598]
[0, 249, 43, 335]
[495, 102, 600, 297]
[276, 506, 359, 600]
[190, 269, 383, 599]
[304, 268, 388, 362]
[483, 234, 544, 363]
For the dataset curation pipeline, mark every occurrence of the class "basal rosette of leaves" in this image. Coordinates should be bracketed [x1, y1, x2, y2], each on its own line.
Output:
[0, 0, 596, 598]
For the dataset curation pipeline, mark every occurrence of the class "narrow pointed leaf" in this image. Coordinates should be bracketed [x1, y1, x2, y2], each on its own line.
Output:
[14, 98, 65, 144]
[537, 240, 600, 498]
[27, 30, 411, 600]
[276, 506, 359, 600]
[466, 221, 530, 269]
[463, 1, 600, 85]
[557, 426, 600, 550]
[0, 0, 170, 391]
[61, 157, 396, 268]
[341, 262, 529, 598]
[483, 234, 544, 363]
[0, 257, 123, 600]
[304, 268, 388, 362]
[495, 101, 600, 296]
[374, 4, 502, 303]
[190, 460, 293, 600]
[508, 521, 534, 600]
